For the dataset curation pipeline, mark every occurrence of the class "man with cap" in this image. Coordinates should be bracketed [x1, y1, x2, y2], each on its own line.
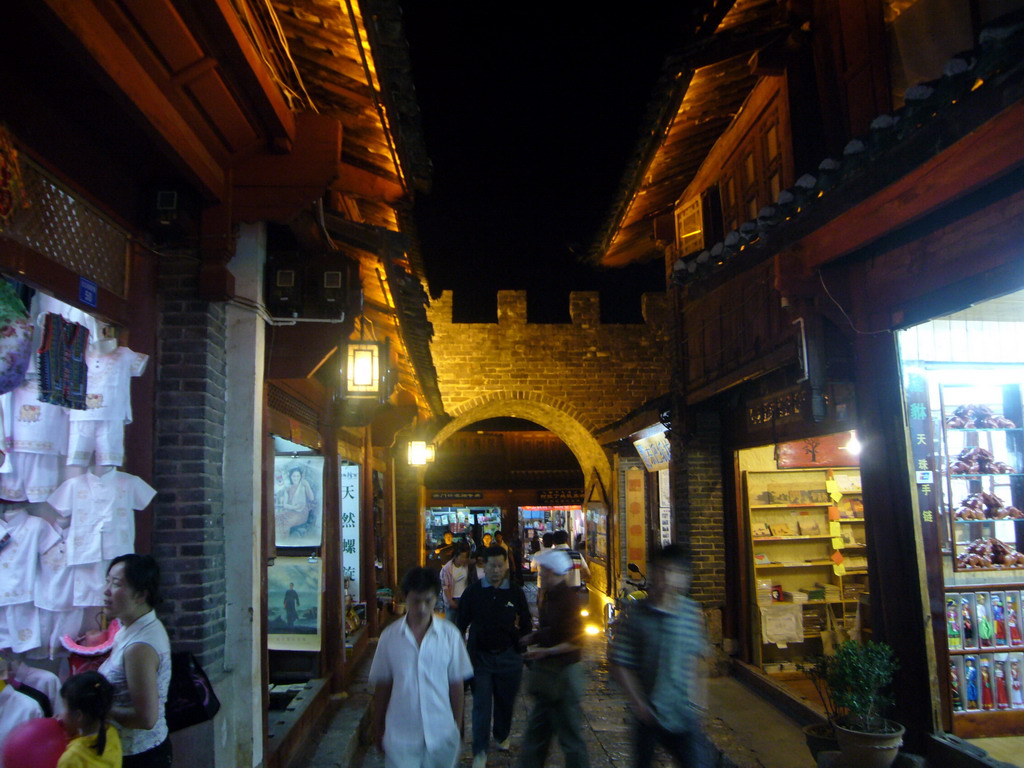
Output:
[516, 548, 590, 768]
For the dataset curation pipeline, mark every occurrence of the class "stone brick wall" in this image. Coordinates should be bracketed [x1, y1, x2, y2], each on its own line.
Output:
[151, 254, 228, 674]
[427, 290, 671, 432]
[671, 407, 726, 606]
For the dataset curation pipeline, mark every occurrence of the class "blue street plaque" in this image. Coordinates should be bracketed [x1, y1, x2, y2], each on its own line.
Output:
[79, 277, 98, 308]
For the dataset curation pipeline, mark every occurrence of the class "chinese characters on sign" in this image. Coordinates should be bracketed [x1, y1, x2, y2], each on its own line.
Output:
[625, 468, 646, 566]
[341, 463, 361, 600]
[905, 372, 936, 528]
[538, 489, 584, 505]
[632, 425, 670, 472]
[658, 468, 672, 546]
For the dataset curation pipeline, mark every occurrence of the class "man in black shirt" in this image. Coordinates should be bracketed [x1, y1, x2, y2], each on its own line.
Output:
[458, 545, 533, 768]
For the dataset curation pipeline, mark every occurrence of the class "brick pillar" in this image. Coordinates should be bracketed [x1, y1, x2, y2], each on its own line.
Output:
[671, 406, 727, 670]
[152, 254, 228, 673]
[673, 408, 725, 605]
[393, 448, 424, 584]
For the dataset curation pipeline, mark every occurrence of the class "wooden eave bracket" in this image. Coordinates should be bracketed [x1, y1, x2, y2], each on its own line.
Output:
[192, 0, 296, 151]
[232, 111, 343, 224]
[332, 162, 406, 204]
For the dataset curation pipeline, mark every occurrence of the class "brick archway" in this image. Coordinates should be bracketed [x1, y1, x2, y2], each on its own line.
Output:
[431, 391, 611, 491]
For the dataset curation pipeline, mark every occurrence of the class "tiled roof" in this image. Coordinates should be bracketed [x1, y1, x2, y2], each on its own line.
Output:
[672, 12, 1024, 287]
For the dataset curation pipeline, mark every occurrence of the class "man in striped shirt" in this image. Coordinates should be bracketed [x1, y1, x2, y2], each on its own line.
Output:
[609, 544, 707, 768]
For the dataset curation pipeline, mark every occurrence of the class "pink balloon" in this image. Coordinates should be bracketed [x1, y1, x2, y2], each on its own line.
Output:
[2, 717, 68, 768]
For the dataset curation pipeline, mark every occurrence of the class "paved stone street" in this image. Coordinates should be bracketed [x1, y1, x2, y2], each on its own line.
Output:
[304, 624, 811, 768]
[303, 581, 810, 768]
[348, 635, 686, 768]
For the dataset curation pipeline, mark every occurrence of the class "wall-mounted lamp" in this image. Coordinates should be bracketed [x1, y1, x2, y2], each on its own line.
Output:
[348, 344, 387, 403]
[408, 440, 436, 466]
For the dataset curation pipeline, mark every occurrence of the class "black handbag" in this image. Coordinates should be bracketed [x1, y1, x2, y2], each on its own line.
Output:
[166, 651, 221, 733]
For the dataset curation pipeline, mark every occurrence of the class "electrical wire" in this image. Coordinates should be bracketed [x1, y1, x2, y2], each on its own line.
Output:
[817, 271, 891, 336]
[262, 0, 318, 112]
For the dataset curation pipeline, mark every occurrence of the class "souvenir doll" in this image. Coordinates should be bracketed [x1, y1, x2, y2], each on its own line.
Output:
[1011, 659, 1023, 709]
[978, 594, 994, 648]
[981, 658, 994, 710]
[950, 661, 963, 711]
[996, 658, 1011, 709]
[947, 598, 962, 649]
[1007, 592, 1022, 646]
[962, 597, 975, 646]
[992, 593, 1006, 646]
[965, 656, 979, 709]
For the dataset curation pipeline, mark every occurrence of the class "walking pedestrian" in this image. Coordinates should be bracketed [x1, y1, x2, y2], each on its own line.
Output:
[370, 567, 474, 768]
[552, 530, 589, 589]
[440, 542, 472, 625]
[609, 544, 708, 768]
[516, 549, 589, 768]
[457, 545, 533, 768]
[531, 532, 555, 611]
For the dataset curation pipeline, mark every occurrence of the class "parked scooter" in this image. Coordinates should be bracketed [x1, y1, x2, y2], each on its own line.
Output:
[604, 562, 648, 638]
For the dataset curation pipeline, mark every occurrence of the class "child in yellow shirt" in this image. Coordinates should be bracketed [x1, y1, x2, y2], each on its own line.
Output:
[58, 671, 122, 768]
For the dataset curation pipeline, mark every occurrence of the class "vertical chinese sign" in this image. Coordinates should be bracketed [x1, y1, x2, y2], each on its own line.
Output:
[658, 468, 673, 546]
[905, 372, 938, 536]
[340, 463, 361, 601]
[625, 468, 646, 567]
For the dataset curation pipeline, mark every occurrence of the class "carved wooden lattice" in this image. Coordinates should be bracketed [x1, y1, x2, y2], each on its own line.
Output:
[3, 158, 128, 297]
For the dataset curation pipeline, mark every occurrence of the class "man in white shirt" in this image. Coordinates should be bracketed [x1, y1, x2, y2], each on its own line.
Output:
[370, 567, 474, 768]
[553, 530, 590, 589]
[440, 542, 471, 626]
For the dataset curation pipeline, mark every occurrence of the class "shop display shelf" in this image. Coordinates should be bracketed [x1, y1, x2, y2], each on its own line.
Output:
[749, 503, 832, 509]
[752, 535, 833, 541]
[947, 645, 1024, 655]
[945, 427, 1023, 433]
[946, 564, 1024, 573]
[804, 599, 861, 605]
[947, 473, 1024, 479]
[755, 560, 835, 569]
[838, 518, 866, 523]
[952, 519, 1024, 524]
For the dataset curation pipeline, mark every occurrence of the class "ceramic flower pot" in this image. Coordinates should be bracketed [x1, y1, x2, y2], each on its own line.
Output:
[803, 722, 839, 760]
[833, 720, 904, 768]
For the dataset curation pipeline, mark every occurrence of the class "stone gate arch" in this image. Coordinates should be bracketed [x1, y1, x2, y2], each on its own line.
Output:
[430, 390, 611, 496]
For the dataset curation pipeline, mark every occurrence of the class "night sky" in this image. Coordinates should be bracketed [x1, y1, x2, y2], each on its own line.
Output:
[401, 4, 698, 322]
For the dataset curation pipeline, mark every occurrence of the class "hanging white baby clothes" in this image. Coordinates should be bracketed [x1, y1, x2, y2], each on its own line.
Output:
[0, 509, 60, 652]
[66, 347, 147, 467]
[47, 470, 156, 606]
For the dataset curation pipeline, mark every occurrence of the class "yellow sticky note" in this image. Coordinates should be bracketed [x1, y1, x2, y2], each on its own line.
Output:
[832, 537, 845, 549]
[830, 491, 843, 503]
[825, 480, 839, 494]
[833, 563, 847, 576]
[829, 521, 842, 537]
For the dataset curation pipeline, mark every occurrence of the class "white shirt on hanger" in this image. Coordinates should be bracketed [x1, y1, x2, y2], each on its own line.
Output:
[0, 509, 61, 606]
[67, 347, 148, 424]
[35, 521, 74, 611]
[46, 471, 156, 566]
[1, 379, 69, 455]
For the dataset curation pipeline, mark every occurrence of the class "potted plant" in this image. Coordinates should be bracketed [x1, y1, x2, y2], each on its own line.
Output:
[799, 655, 841, 760]
[804, 640, 903, 768]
